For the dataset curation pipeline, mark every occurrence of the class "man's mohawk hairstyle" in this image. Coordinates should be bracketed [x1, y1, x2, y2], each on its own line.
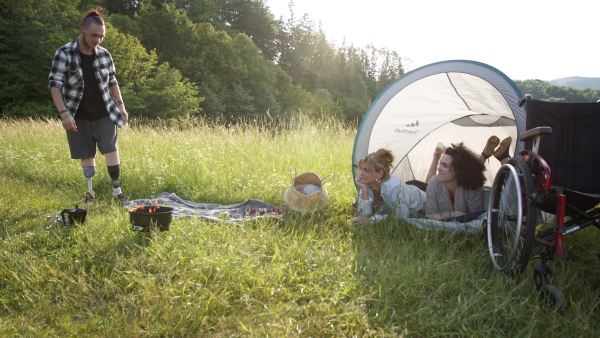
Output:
[81, 6, 104, 27]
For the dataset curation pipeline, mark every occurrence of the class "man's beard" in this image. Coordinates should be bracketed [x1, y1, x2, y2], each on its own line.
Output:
[81, 36, 98, 50]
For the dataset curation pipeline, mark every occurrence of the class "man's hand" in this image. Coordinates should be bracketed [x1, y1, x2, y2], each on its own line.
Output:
[62, 115, 77, 132]
[121, 110, 129, 124]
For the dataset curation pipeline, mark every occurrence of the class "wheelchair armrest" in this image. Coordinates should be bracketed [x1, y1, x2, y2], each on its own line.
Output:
[519, 126, 553, 143]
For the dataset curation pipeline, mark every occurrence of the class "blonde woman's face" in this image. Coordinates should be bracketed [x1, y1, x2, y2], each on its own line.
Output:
[357, 163, 382, 185]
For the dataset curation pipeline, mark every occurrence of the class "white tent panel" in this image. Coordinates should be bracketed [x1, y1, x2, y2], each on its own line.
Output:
[450, 73, 514, 118]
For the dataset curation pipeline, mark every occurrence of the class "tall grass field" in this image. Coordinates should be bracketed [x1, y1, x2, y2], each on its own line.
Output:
[1, 116, 599, 336]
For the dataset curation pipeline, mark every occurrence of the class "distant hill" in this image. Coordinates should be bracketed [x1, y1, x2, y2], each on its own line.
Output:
[548, 77, 600, 90]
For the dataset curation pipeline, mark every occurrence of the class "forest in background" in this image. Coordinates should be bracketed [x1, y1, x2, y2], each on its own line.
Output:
[1, 0, 599, 123]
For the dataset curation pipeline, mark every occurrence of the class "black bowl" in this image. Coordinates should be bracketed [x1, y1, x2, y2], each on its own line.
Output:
[129, 206, 173, 232]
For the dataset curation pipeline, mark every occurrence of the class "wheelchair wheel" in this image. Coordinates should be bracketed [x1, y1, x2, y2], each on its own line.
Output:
[487, 157, 537, 275]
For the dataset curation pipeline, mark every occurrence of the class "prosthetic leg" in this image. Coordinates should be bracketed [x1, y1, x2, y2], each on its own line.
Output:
[108, 164, 127, 203]
[82, 166, 96, 204]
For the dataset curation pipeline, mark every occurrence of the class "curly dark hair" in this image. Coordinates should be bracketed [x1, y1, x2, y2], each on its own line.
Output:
[444, 142, 486, 190]
[358, 148, 394, 181]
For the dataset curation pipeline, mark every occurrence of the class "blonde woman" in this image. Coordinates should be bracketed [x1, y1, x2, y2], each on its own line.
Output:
[353, 149, 426, 225]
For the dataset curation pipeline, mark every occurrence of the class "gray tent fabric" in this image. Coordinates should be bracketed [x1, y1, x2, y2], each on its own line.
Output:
[125, 193, 283, 224]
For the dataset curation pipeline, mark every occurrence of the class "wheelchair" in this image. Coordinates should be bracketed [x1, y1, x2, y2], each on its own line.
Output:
[486, 94, 600, 309]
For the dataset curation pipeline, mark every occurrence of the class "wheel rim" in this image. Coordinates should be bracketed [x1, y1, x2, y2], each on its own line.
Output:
[488, 164, 523, 271]
[487, 157, 537, 274]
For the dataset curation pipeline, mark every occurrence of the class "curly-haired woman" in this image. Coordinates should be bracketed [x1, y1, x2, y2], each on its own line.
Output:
[424, 143, 487, 220]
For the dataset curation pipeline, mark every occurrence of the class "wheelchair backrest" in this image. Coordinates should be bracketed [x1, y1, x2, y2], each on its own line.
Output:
[525, 98, 600, 194]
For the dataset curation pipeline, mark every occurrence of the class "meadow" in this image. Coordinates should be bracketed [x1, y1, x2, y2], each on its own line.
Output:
[1, 116, 599, 337]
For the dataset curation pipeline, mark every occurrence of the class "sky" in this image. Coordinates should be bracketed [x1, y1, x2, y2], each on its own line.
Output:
[264, 0, 599, 81]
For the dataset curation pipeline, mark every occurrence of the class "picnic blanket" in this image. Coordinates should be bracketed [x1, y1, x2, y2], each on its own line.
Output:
[125, 192, 284, 224]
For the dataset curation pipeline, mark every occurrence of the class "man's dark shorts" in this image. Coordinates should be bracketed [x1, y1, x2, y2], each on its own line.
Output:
[67, 116, 118, 159]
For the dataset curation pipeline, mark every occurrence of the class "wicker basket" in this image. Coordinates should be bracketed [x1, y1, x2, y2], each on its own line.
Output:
[284, 167, 334, 212]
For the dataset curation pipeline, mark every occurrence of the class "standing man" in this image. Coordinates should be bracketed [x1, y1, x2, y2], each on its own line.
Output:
[48, 7, 128, 204]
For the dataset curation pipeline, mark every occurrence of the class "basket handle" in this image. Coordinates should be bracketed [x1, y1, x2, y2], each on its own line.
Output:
[289, 166, 297, 182]
[321, 174, 334, 184]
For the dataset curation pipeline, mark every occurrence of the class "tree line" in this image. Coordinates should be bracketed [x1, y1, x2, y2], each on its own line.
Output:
[514, 80, 600, 103]
[1, 0, 597, 123]
[1, 0, 405, 122]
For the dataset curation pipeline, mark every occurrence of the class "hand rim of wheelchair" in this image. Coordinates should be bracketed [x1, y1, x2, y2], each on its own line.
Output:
[487, 157, 537, 274]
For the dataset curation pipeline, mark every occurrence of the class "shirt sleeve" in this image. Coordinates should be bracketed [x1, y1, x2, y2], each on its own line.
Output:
[356, 196, 389, 223]
[355, 188, 390, 222]
[425, 176, 443, 215]
[48, 49, 68, 89]
[356, 189, 373, 216]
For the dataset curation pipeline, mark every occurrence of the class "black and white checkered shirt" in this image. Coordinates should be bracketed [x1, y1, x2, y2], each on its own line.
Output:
[48, 38, 125, 127]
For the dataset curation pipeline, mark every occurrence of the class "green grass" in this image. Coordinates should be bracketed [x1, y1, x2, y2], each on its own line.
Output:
[1, 116, 600, 336]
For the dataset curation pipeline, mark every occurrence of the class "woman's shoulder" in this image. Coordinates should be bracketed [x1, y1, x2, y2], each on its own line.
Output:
[382, 175, 401, 185]
[428, 175, 443, 188]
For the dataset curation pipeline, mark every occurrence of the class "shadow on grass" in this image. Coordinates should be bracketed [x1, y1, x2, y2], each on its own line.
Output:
[348, 217, 493, 333]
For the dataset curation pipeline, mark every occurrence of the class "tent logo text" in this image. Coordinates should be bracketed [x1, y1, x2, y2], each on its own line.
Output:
[394, 120, 419, 134]
[394, 128, 419, 134]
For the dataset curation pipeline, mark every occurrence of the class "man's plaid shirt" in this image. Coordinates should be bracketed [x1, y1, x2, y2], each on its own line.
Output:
[48, 38, 125, 127]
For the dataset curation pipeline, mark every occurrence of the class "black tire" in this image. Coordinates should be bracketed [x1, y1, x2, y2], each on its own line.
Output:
[539, 284, 565, 312]
[487, 157, 537, 275]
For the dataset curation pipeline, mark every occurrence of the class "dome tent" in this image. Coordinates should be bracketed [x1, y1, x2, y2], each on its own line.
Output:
[352, 60, 525, 187]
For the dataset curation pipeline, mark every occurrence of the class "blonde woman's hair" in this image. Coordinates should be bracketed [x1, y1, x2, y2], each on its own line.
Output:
[358, 148, 394, 181]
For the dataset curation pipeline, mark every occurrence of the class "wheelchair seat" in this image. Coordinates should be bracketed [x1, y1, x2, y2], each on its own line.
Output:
[563, 189, 600, 211]
[525, 98, 600, 213]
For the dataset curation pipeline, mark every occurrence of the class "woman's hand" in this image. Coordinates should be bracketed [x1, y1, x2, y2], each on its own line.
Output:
[355, 178, 371, 201]
[353, 216, 371, 225]
[355, 177, 369, 190]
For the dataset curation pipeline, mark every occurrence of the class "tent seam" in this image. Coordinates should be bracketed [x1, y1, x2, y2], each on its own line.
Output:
[447, 73, 471, 111]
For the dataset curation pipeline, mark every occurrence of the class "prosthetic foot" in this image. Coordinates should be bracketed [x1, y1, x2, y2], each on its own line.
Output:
[112, 187, 128, 204]
[84, 191, 96, 205]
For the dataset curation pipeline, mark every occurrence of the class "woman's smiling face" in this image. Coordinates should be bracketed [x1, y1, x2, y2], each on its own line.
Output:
[437, 154, 458, 183]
